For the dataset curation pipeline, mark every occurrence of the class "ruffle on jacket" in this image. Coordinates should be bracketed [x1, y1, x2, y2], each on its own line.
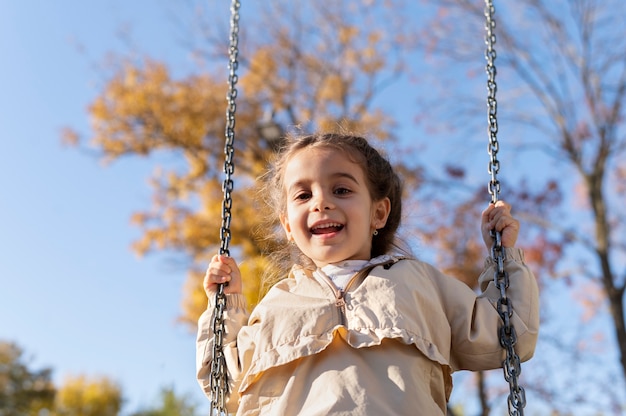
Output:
[239, 321, 452, 394]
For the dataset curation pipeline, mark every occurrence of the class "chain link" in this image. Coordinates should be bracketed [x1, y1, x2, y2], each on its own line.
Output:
[485, 0, 500, 205]
[210, 1, 240, 414]
[484, 1, 526, 415]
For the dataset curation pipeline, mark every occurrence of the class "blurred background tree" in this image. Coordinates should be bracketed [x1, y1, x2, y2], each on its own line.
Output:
[414, 0, 626, 411]
[53, 374, 122, 416]
[0, 341, 202, 416]
[129, 386, 198, 416]
[0, 341, 55, 416]
[63, 0, 421, 321]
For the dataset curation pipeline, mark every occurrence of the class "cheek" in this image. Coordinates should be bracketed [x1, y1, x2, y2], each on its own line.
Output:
[286, 205, 305, 227]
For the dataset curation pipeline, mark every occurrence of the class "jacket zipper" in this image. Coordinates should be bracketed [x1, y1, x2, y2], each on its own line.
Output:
[335, 290, 347, 326]
[320, 266, 377, 326]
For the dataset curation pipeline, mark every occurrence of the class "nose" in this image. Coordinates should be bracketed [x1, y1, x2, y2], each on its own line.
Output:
[311, 191, 334, 212]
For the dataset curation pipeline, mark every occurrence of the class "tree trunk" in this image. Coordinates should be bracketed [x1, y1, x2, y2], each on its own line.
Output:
[587, 155, 626, 392]
[604, 266, 626, 386]
[477, 371, 491, 416]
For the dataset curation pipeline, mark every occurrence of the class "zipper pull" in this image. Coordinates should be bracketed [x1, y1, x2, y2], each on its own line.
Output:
[336, 290, 346, 308]
[336, 290, 347, 326]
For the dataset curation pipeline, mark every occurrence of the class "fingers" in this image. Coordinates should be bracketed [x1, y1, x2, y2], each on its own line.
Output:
[209, 255, 235, 283]
[484, 201, 512, 230]
[482, 201, 519, 248]
[203, 254, 241, 295]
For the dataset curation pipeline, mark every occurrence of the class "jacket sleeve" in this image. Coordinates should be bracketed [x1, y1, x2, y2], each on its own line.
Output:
[196, 293, 250, 413]
[446, 247, 539, 371]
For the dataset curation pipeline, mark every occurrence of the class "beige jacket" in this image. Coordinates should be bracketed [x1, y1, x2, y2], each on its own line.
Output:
[197, 248, 539, 415]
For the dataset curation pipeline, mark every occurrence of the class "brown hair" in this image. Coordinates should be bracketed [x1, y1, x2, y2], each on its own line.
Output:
[257, 132, 404, 290]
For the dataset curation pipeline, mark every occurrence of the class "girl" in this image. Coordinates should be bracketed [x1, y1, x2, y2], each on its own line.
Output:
[196, 133, 539, 415]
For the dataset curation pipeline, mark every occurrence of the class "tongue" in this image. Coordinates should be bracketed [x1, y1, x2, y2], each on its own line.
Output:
[312, 226, 342, 235]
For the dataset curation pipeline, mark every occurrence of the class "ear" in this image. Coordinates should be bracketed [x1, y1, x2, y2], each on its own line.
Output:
[279, 213, 293, 241]
[372, 197, 391, 230]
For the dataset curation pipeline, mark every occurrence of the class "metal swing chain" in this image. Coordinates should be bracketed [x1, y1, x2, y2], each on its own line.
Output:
[210, 1, 240, 414]
[484, 1, 526, 415]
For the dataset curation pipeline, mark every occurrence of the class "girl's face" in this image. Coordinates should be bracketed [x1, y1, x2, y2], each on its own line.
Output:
[279, 146, 390, 267]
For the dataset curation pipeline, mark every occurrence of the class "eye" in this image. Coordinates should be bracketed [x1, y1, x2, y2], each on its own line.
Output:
[294, 191, 311, 201]
[334, 187, 352, 195]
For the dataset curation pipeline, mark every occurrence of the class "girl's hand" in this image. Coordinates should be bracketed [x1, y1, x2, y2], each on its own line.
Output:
[203, 254, 243, 297]
[481, 201, 519, 249]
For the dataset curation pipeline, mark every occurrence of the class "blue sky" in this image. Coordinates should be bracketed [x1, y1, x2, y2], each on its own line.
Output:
[0, 0, 211, 412]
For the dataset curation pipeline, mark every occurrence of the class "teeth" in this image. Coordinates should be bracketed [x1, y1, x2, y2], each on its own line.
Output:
[312, 223, 342, 230]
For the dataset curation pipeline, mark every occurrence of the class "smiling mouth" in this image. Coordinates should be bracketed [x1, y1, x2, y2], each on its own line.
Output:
[310, 222, 344, 235]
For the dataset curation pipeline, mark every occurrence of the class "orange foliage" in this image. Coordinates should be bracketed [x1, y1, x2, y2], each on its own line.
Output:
[66, 1, 417, 328]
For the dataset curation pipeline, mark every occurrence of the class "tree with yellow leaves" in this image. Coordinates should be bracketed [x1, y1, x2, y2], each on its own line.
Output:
[64, 0, 420, 327]
[53, 374, 122, 416]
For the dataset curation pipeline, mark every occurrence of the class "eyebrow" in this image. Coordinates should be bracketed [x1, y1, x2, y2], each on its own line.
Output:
[286, 172, 360, 193]
[332, 172, 360, 184]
